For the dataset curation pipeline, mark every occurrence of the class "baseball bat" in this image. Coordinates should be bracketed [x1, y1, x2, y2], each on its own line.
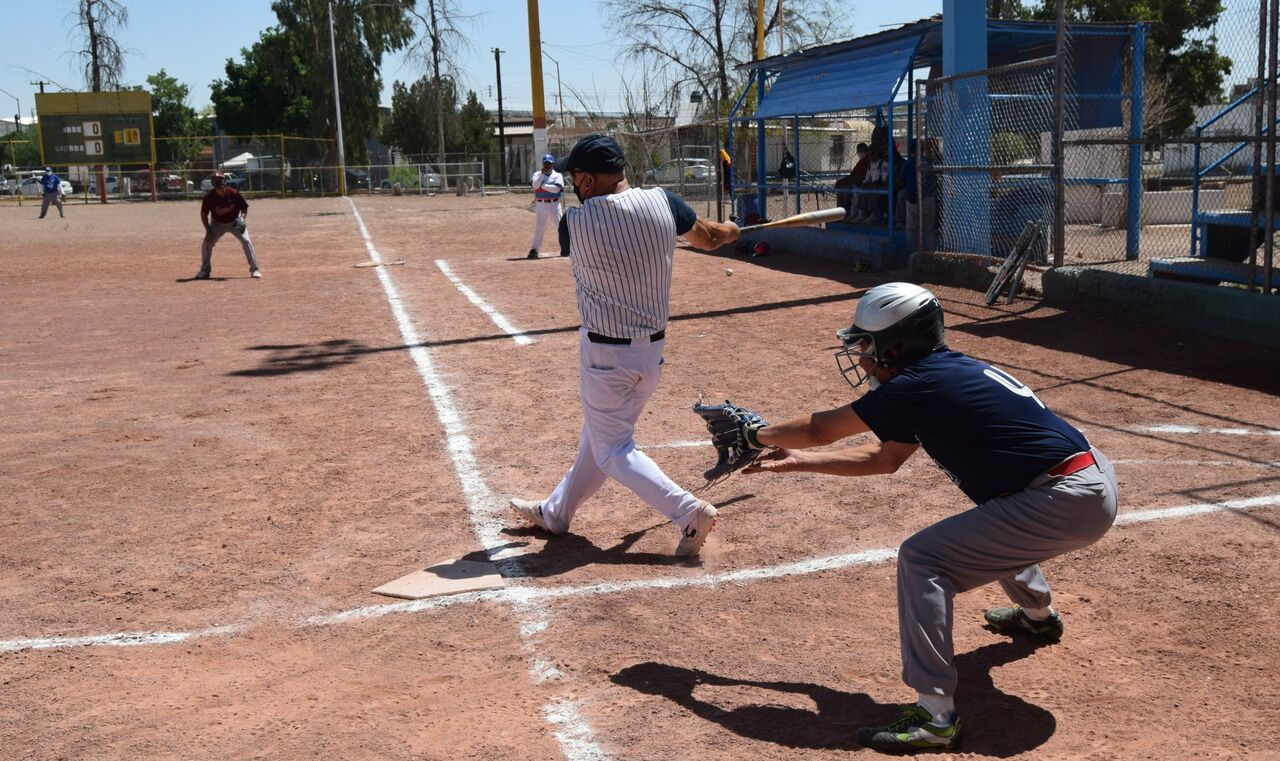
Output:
[736, 207, 846, 233]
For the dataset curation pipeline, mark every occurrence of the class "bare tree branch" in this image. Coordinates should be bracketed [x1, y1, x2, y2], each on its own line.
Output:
[73, 0, 129, 92]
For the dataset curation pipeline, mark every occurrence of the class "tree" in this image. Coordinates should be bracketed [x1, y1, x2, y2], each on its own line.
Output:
[74, 0, 129, 92]
[603, 0, 850, 106]
[456, 90, 491, 159]
[990, 0, 1230, 136]
[147, 70, 201, 165]
[210, 0, 415, 163]
[404, 0, 478, 162]
[382, 75, 459, 157]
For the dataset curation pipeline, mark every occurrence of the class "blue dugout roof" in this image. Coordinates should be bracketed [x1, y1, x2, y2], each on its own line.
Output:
[746, 16, 1135, 121]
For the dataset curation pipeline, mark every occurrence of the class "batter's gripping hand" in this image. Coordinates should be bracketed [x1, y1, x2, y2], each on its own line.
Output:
[692, 396, 768, 488]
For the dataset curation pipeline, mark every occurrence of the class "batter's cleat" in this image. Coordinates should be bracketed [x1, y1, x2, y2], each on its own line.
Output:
[510, 498, 563, 534]
[251, 269, 263, 279]
[674, 503, 717, 557]
[856, 705, 961, 753]
[527, 249, 539, 259]
[194, 270, 211, 280]
[983, 605, 1064, 643]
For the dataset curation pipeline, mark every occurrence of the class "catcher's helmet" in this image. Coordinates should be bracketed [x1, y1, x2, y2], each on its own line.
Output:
[210, 171, 227, 187]
[835, 282, 945, 388]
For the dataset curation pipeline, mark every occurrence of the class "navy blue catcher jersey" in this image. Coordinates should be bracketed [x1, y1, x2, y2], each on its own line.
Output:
[851, 350, 1090, 504]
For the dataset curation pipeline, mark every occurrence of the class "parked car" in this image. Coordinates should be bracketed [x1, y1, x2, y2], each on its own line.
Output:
[345, 169, 370, 190]
[87, 175, 120, 194]
[643, 158, 712, 186]
[0, 176, 12, 195]
[379, 164, 444, 191]
[156, 173, 195, 193]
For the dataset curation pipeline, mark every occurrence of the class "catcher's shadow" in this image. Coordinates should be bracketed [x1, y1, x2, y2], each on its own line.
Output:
[610, 639, 1055, 756]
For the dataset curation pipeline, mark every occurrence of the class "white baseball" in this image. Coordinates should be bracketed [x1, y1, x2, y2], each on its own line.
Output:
[725, 267, 734, 276]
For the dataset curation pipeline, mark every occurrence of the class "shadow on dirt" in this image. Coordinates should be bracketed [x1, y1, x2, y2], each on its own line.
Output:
[496, 494, 756, 577]
[227, 339, 366, 377]
[611, 638, 1054, 756]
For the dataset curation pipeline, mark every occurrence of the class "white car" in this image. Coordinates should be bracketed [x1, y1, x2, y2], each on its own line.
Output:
[17, 175, 73, 197]
[87, 175, 120, 194]
[643, 158, 712, 186]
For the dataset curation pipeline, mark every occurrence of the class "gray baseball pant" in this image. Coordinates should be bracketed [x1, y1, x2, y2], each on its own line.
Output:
[201, 220, 260, 273]
[897, 447, 1118, 697]
[40, 193, 64, 218]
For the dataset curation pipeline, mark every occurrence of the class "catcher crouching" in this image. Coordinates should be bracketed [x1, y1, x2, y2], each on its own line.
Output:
[727, 282, 1118, 753]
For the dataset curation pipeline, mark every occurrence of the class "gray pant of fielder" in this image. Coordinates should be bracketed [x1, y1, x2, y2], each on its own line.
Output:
[201, 220, 260, 274]
[897, 448, 1118, 696]
[40, 192, 64, 218]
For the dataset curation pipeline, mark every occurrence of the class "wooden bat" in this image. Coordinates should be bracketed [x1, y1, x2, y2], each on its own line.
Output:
[353, 259, 407, 268]
[736, 207, 846, 233]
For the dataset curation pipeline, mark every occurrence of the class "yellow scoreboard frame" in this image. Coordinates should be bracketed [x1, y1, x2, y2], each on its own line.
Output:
[35, 91, 156, 166]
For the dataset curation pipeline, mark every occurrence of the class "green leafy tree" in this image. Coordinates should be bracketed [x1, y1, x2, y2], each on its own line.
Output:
[989, 0, 1231, 136]
[381, 75, 459, 158]
[456, 90, 491, 159]
[210, 0, 414, 163]
[147, 70, 201, 165]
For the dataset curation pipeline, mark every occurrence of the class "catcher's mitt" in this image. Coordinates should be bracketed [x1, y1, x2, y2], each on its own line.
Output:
[692, 396, 768, 488]
[232, 217, 247, 234]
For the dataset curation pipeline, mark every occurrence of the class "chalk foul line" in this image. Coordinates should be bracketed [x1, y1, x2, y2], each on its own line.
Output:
[435, 259, 534, 346]
[6, 493, 1280, 654]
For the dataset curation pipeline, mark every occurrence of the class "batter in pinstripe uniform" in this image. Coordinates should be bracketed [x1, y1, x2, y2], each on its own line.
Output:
[510, 134, 740, 556]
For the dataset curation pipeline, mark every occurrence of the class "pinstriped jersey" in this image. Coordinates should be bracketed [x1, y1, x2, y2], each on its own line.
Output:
[565, 186, 684, 338]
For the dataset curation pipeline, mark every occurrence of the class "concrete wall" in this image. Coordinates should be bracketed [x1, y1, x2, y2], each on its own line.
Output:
[1098, 188, 1224, 227]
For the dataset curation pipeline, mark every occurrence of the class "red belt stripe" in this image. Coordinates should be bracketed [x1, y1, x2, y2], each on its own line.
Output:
[1047, 451, 1096, 478]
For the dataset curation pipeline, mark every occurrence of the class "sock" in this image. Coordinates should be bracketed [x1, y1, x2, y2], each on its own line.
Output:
[916, 693, 955, 724]
[1022, 605, 1055, 621]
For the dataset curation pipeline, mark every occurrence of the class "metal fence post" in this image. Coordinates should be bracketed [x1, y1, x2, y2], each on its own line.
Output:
[756, 71, 768, 221]
[1052, 0, 1066, 267]
[1126, 23, 1146, 260]
[1267, 0, 1278, 290]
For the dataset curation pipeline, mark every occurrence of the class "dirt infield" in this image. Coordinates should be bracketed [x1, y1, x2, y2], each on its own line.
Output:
[1, 194, 1278, 760]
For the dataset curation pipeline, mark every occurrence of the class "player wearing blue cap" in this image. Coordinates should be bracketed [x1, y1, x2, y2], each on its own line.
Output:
[528, 153, 565, 259]
[39, 167, 66, 219]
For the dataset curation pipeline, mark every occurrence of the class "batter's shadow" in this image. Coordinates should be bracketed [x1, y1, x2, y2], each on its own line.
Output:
[611, 639, 1055, 756]
[499, 494, 756, 577]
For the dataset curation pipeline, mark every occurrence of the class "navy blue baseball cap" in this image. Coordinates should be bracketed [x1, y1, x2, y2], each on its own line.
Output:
[555, 134, 626, 174]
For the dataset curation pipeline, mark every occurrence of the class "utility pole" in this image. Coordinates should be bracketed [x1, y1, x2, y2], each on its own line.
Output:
[527, 0, 548, 160]
[30, 81, 49, 94]
[494, 47, 507, 186]
[542, 48, 564, 134]
[328, 0, 347, 196]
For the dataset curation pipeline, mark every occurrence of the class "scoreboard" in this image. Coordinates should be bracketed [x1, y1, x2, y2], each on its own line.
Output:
[35, 91, 154, 165]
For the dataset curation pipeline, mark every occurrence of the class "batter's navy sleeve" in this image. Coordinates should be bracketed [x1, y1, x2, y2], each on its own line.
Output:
[558, 214, 570, 254]
[662, 189, 697, 235]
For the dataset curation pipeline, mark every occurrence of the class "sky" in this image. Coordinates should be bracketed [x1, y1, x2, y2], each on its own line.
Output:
[0, 0, 947, 123]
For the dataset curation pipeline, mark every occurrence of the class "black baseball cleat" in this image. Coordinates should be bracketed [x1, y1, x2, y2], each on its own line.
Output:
[527, 249, 539, 259]
[983, 605, 1064, 643]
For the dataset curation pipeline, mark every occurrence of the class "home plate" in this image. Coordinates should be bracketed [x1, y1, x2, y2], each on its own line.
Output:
[371, 558, 506, 600]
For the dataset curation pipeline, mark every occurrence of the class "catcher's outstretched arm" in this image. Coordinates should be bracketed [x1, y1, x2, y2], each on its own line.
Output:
[754, 405, 869, 450]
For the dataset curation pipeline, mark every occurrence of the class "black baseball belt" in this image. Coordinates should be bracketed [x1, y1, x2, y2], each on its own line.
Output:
[587, 329, 665, 345]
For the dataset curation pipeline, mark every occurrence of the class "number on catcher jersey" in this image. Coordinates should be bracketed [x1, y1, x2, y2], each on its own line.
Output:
[983, 366, 1045, 409]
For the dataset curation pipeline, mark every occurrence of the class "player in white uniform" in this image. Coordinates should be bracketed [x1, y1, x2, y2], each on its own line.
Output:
[528, 154, 565, 259]
[510, 134, 740, 555]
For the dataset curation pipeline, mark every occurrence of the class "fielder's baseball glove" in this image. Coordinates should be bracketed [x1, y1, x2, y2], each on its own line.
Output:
[692, 396, 768, 488]
[232, 217, 247, 234]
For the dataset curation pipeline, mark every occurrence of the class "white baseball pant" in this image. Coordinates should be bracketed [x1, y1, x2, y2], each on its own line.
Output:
[201, 220, 260, 274]
[530, 200, 561, 252]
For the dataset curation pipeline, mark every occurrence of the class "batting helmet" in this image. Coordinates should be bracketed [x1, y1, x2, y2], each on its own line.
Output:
[835, 282, 945, 388]
[210, 171, 227, 187]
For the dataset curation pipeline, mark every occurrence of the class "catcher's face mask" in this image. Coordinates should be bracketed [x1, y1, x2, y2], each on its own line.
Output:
[835, 329, 877, 389]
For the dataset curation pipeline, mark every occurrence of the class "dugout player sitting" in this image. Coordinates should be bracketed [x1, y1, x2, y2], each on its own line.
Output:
[196, 171, 261, 280]
[739, 282, 1118, 753]
[509, 133, 741, 556]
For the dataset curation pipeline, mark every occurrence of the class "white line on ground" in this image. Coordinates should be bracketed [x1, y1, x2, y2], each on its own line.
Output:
[0, 625, 238, 654]
[1112, 459, 1280, 469]
[346, 199, 605, 760]
[435, 259, 534, 346]
[643, 439, 709, 449]
[9, 492, 1280, 655]
[1130, 424, 1280, 436]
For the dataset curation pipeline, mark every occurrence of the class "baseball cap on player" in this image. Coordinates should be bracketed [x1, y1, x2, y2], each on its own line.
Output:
[541, 153, 555, 164]
[555, 134, 626, 174]
[43, 166, 52, 174]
